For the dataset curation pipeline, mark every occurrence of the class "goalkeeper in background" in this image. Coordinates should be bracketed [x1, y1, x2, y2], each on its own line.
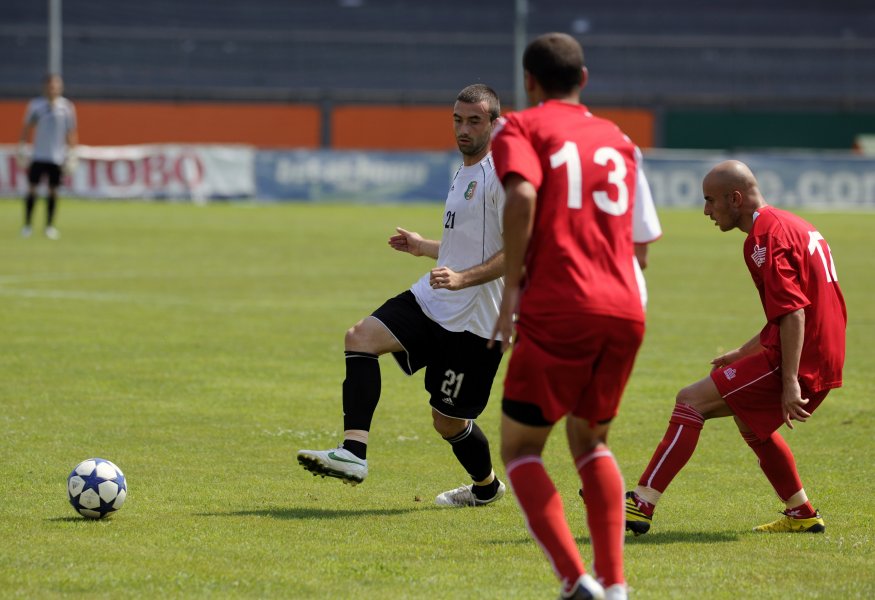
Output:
[18, 73, 78, 240]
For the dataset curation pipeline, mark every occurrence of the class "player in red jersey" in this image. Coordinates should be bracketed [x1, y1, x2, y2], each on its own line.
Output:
[490, 32, 648, 600]
[625, 160, 847, 537]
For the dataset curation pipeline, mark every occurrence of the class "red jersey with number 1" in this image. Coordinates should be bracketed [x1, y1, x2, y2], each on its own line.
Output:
[745, 206, 846, 392]
[492, 100, 644, 322]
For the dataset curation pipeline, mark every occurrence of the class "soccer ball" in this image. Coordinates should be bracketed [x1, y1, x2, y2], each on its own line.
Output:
[67, 458, 127, 519]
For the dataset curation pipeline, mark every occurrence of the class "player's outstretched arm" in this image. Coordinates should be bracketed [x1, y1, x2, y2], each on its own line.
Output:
[388, 227, 440, 259]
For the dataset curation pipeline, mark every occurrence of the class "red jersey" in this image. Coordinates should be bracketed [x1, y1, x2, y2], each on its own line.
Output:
[745, 206, 847, 392]
[492, 100, 644, 322]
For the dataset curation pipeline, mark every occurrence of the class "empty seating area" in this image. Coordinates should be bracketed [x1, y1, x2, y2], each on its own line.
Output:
[4, 0, 874, 108]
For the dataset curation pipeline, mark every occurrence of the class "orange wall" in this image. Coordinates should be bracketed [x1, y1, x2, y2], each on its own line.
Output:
[332, 105, 655, 150]
[0, 101, 321, 148]
[1, 101, 655, 149]
[332, 106, 457, 150]
[590, 107, 655, 149]
[0, 101, 26, 142]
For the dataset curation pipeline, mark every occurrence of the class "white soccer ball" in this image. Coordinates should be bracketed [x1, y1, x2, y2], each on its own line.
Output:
[67, 458, 127, 519]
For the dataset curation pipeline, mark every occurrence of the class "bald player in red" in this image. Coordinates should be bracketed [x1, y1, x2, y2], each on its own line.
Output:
[625, 160, 847, 536]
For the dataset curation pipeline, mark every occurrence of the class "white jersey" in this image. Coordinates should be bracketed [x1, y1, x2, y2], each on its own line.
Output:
[411, 153, 505, 340]
[631, 148, 662, 308]
[633, 148, 662, 245]
[24, 96, 77, 165]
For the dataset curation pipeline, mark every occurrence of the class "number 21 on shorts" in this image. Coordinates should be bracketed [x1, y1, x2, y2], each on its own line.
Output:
[441, 369, 465, 399]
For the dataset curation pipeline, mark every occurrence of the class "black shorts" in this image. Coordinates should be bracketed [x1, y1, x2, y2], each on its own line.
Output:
[371, 290, 503, 420]
[28, 161, 62, 187]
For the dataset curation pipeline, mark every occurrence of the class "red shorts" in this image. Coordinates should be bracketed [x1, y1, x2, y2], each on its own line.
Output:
[503, 313, 644, 425]
[710, 351, 830, 440]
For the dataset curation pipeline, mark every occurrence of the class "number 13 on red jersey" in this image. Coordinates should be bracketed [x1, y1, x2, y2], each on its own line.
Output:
[550, 142, 630, 215]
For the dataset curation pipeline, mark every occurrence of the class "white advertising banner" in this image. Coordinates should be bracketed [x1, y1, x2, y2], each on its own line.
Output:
[642, 150, 875, 209]
[0, 144, 254, 201]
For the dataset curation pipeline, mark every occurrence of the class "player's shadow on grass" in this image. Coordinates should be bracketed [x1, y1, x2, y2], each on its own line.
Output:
[488, 530, 739, 547]
[198, 506, 441, 520]
[619, 530, 740, 545]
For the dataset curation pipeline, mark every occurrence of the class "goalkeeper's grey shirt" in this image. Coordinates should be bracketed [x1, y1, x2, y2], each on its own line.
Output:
[24, 96, 77, 165]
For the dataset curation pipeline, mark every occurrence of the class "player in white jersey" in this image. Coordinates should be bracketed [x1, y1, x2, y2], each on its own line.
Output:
[298, 84, 507, 507]
[408, 154, 505, 341]
[18, 74, 78, 240]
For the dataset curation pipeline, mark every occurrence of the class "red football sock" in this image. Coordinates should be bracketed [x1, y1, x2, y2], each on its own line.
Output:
[577, 445, 625, 587]
[741, 431, 814, 517]
[638, 403, 705, 493]
[785, 501, 817, 518]
[506, 456, 585, 590]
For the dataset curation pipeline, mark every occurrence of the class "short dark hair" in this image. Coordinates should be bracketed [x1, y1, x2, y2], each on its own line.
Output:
[523, 33, 584, 95]
[456, 84, 501, 121]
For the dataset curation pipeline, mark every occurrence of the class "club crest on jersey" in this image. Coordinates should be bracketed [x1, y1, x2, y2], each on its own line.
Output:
[751, 244, 767, 267]
[464, 181, 477, 201]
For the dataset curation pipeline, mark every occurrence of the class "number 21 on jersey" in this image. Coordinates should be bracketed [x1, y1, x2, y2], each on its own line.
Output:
[550, 142, 629, 215]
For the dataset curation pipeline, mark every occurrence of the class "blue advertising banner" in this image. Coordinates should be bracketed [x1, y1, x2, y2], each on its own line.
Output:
[255, 150, 460, 202]
[644, 151, 875, 209]
[255, 148, 875, 209]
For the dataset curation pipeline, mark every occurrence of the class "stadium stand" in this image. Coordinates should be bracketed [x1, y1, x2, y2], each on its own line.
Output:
[3, 0, 874, 109]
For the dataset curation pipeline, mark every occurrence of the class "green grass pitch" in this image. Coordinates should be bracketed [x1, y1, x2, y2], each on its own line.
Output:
[1, 199, 872, 598]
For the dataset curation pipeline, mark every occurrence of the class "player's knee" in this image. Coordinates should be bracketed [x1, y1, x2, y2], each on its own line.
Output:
[499, 444, 517, 466]
[571, 437, 606, 459]
[500, 440, 524, 465]
[344, 325, 360, 349]
[675, 383, 729, 419]
[567, 418, 609, 456]
[345, 316, 403, 355]
[433, 414, 467, 438]
[675, 385, 701, 409]
[500, 438, 544, 465]
[344, 320, 373, 352]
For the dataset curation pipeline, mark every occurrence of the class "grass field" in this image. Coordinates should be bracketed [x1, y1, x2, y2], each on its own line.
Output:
[1, 199, 873, 599]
